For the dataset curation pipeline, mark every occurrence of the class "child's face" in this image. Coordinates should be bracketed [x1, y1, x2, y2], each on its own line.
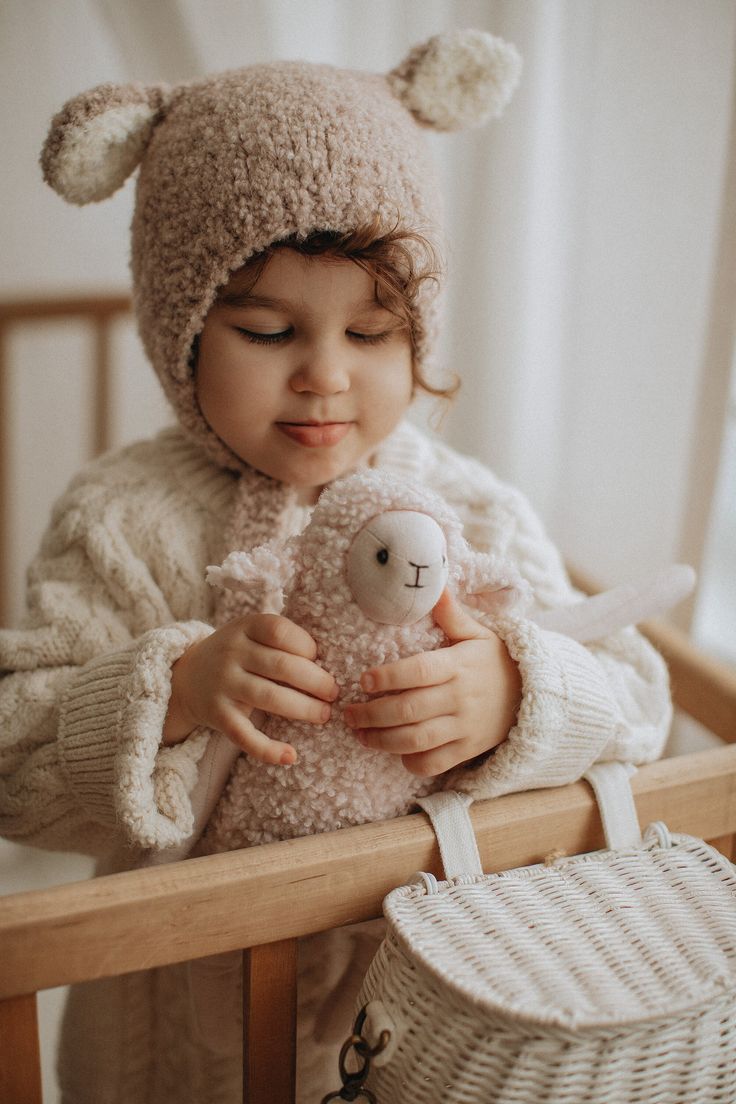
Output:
[196, 250, 414, 493]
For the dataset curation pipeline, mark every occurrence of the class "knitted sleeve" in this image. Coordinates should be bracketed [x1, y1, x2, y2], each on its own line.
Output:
[0, 462, 218, 855]
[431, 448, 672, 800]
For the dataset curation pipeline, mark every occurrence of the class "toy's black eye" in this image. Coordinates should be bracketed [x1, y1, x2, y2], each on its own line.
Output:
[376, 548, 389, 565]
[442, 555, 447, 566]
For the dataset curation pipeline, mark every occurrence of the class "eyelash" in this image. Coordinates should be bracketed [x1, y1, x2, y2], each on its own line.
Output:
[235, 328, 393, 347]
[237, 329, 290, 346]
[352, 330, 393, 346]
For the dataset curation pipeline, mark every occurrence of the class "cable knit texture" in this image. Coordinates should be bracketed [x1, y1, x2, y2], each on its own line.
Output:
[0, 421, 672, 1102]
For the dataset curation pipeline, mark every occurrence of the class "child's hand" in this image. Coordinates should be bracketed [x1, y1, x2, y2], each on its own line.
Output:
[344, 591, 521, 778]
[162, 614, 338, 765]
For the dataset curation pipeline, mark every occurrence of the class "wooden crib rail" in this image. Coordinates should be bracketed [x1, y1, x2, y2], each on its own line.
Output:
[2, 745, 736, 1104]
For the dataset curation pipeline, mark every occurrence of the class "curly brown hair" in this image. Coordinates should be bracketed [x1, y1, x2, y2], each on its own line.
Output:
[213, 219, 459, 400]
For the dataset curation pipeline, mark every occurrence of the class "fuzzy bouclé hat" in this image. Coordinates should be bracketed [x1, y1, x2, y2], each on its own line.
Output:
[41, 30, 521, 468]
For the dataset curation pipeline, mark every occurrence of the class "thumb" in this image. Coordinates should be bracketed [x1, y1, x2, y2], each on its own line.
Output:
[432, 589, 492, 642]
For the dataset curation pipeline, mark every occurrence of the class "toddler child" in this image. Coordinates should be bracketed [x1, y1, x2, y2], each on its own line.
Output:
[0, 30, 671, 1103]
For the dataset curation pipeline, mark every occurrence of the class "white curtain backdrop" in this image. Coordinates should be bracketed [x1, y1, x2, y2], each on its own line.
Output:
[2, 0, 734, 607]
[1, 4, 734, 1098]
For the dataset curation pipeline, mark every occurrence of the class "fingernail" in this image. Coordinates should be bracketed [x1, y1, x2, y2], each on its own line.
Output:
[355, 730, 368, 746]
[280, 750, 296, 766]
[361, 673, 375, 692]
[321, 704, 331, 722]
[344, 708, 356, 726]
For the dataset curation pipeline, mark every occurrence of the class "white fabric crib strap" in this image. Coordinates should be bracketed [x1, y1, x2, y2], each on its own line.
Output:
[415, 791, 483, 879]
[583, 761, 642, 850]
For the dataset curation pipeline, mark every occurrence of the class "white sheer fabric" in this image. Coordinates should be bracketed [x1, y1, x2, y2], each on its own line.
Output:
[3, 0, 733, 617]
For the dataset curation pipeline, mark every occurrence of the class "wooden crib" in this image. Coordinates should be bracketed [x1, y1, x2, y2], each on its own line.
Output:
[1, 298, 735, 1104]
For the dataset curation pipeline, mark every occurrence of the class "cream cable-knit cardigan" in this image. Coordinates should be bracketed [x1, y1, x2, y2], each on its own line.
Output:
[0, 421, 671, 1103]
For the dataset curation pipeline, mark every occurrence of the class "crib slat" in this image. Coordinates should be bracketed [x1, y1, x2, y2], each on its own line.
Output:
[0, 992, 43, 1104]
[243, 939, 298, 1104]
[0, 296, 131, 626]
[0, 320, 9, 627]
[92, 315, 113, 457]
[641, 618, 736, 744]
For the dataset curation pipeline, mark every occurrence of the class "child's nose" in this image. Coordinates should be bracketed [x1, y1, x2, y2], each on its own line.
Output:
[290, 344, 350, 395]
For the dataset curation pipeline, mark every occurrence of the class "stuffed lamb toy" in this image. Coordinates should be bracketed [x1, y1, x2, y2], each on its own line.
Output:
[151, 470, 693, 863]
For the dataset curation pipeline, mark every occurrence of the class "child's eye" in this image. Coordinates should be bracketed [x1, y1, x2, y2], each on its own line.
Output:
[236, 328, 292, 345]
[347, 330, 393, 345]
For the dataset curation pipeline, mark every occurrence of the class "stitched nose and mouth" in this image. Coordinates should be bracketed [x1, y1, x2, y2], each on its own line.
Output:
[406, 562, 429, 588]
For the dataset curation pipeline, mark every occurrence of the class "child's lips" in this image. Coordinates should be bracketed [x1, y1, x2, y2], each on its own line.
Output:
[276, 422, 353, 447]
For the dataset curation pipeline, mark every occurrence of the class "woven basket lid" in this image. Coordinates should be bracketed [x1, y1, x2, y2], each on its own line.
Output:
[384, 829, 736, 1032]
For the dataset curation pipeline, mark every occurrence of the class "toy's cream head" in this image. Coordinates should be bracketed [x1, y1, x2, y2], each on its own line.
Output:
[40, 31, 521, 471]
[347, 508, 449, 625]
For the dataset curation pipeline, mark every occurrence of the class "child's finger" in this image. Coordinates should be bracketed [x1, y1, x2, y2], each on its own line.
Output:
[240, 613, 318, 659]
[359, 647, 454, 695]
[218, 708, 298, 766]
[244, 644, 338, 702]
[432, 589, 492, 641]
[231, 671, 331, 725]
[345, 684, 452, 730]
[401, 739, 469, 778]
[356, 717, 455, 755]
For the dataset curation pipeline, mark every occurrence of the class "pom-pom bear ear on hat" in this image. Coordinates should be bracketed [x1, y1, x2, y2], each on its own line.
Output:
[388, 28, 522, 132]
[40, 82, 171, 205]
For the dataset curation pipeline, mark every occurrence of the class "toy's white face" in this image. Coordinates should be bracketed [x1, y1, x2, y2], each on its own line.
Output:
[195, 251, 414, 497]
[346, 510, 449, 625]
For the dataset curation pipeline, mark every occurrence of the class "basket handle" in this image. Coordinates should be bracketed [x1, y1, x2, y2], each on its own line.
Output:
[417, 761, 641, 879]
[415, 791, 483, 878]
[582, 761, 642, 849]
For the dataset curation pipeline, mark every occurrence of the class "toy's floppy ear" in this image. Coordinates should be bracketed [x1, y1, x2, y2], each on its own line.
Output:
[206, 539, 298, 596]
[455, 550, 532, 617]
[534, 564, 696, 643]
[388, 28, 522, 132]
[40, 82, 171, 205]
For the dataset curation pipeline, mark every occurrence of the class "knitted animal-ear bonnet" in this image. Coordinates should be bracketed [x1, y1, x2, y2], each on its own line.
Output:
[41, 30, 521, 470]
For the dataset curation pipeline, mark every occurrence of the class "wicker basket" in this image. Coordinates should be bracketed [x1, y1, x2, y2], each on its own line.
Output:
[352, 764, 736, 1104]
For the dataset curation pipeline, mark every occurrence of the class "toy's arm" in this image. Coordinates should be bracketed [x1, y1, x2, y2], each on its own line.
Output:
[206, 538, 297, 597]
[454, 550, 533, 617]
[532, 564, 696, 643]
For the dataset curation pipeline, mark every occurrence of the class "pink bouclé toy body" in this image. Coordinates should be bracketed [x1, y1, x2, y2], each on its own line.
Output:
[198, 471, 530, 852]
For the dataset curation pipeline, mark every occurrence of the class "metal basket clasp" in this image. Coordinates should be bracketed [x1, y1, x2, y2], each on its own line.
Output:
[320, 1005, 391, 1103]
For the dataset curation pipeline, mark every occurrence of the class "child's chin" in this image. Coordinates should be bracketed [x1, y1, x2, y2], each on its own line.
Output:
[259, 452, 357, 489]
